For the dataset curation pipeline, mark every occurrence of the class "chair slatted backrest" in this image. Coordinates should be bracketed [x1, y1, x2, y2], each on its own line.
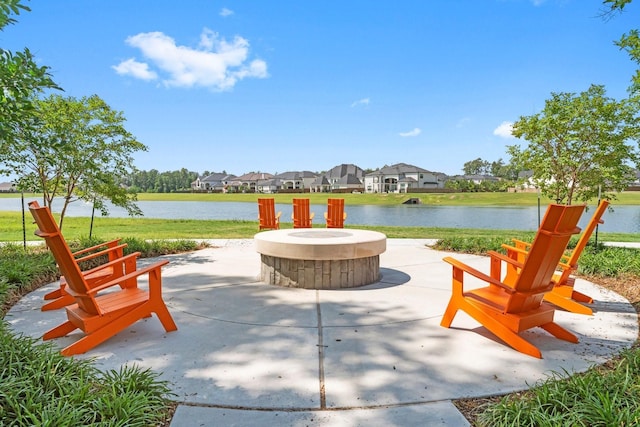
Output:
[29, 201, 101, 315]
[292, 198, 312, 228]
[258, 198, 278, 230]
[506, 204, 584, 313]
[326, 198, 345, 228]
[563, 200, 609, 270]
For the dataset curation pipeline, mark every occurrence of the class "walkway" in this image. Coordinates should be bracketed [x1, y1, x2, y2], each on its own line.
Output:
[5, 239, 638, 426]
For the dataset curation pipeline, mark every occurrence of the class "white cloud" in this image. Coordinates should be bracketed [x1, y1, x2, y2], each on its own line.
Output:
[399, 128, 421, 137]
[350, 98, 370, 108]
[113, 28, 268, 91]
[220, 8, 234, 17]
[531, 0, 546, 5]
[111, 58, 158, 80]
[493, 121, 515, 139]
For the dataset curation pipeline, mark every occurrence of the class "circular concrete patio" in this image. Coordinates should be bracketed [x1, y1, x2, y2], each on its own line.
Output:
[5, 239, 638, 426]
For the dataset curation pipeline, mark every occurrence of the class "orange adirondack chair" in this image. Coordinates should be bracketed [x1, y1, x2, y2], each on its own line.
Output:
[258, 198, 281, 230]
[41, 238, 130, 311]
[440, 203, 585, 358]
[324, 198, 347, 228]
[504, 200, 609, 315]
[29, 201, 177, 356]
[292, 198, 315, 228]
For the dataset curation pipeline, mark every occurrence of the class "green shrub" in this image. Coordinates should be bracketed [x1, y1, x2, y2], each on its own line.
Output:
[478, 349, 640, 426]
[0, 323, 172, 426]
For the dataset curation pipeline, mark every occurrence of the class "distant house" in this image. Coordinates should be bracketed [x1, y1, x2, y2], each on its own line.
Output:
[256, 177, 282, 194]
[364, 163, 445, 193]
[0, 182, 16, 193]
[310, 164, 364, 192]
[191, 173, 236, 192]
[228, 172, 275, 193]
[274, 171, 318, 191]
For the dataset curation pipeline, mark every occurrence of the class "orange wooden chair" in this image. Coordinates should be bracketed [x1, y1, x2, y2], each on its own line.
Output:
[41, 238, 130, 311]
[29, 201, 177, 356]
[258, 198, 281, 230]
[440, 203, 585, 358]
[324, 198, 347, 228]
[292, 198, 315, 228]
[504, 200, 609, 315]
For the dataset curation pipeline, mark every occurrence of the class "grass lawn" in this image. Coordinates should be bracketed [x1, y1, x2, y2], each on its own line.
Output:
[4, 190, 640, 206]
[1, 191, 640, 242]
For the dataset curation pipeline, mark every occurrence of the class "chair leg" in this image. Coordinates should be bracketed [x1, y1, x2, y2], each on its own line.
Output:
[153, 304, 178, 332]
[43, 321, 78, 340]
[44, 287, 65, 300]
[440, 300, 459, 328]
[540, 322, 579, 344]
[41, 294, 76, 311]
[571, 289, 594, 304]
[544, 291, 593, 316]
[60, 306, 152, 355]
[464, 303, 543, 358]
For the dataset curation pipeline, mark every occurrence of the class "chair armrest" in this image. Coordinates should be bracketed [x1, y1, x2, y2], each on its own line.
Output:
[443, 256, 516, 294]
[488, 250, 524, 270]
[81, 252, 141, 278]
[74, 244, 128, 264]
[87, 258, 169, 295]
[72, 239, 122, 257]
[511, 238, 531, 249]
[501, 244, 528, 257]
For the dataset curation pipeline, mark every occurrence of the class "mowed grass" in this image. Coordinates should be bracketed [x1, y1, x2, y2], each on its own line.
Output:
[5, 190, 640, 206]
[1, 211, 638, 242]
[2, 190, 640, 242]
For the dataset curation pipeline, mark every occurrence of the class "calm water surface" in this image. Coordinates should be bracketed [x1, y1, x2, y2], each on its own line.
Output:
[2, 198, 639, 232]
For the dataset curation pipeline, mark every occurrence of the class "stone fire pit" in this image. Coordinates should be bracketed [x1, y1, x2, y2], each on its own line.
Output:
[254, 229, 387, 289]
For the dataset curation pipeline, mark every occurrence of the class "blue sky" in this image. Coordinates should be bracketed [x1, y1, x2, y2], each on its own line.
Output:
[2, 0, 638, 176]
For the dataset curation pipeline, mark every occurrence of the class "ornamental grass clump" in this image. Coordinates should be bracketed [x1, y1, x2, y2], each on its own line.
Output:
[477, 349, 640, 426]
[0, 323, 173, 426]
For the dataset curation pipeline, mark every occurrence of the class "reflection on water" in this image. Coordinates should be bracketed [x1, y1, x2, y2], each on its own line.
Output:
[2, 198, 639, 232]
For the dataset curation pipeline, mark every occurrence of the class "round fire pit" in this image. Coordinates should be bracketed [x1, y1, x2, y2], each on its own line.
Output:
[254, 229, 387, 289]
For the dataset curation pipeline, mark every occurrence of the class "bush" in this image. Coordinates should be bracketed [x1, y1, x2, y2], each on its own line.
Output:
[0, 323, 172, 426]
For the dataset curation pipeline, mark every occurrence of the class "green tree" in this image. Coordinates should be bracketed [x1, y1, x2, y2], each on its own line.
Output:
[508, 84, 639, 204]
[462, 158, 490, 175]
[2, 94, 147, 228]
[0, 0, 60, 154]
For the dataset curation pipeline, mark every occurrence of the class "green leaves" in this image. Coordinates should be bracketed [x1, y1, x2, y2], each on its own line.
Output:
[4, 94, 148, 229]
[510, 84, 639, 204]
[0, 0, 30, 29]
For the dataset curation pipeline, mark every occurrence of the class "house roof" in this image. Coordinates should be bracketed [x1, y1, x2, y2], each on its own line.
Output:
[274, 171, 318, 180]
[337, 174, 363, 185]
[324, 164, 364, 179]
[258, 178, 282, 187]
[310, 176, 331, 186]
[398, 176, 417, 183]
[235, 172, 274, 182]
[201, 173, 236, 182]
[368, 162, 431, 176]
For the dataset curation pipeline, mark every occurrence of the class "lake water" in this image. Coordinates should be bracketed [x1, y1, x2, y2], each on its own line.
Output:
[2, 198, 639, 232]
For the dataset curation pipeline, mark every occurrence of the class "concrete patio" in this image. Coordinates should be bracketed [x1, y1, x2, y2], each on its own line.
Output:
[5, 238, 638, 426]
